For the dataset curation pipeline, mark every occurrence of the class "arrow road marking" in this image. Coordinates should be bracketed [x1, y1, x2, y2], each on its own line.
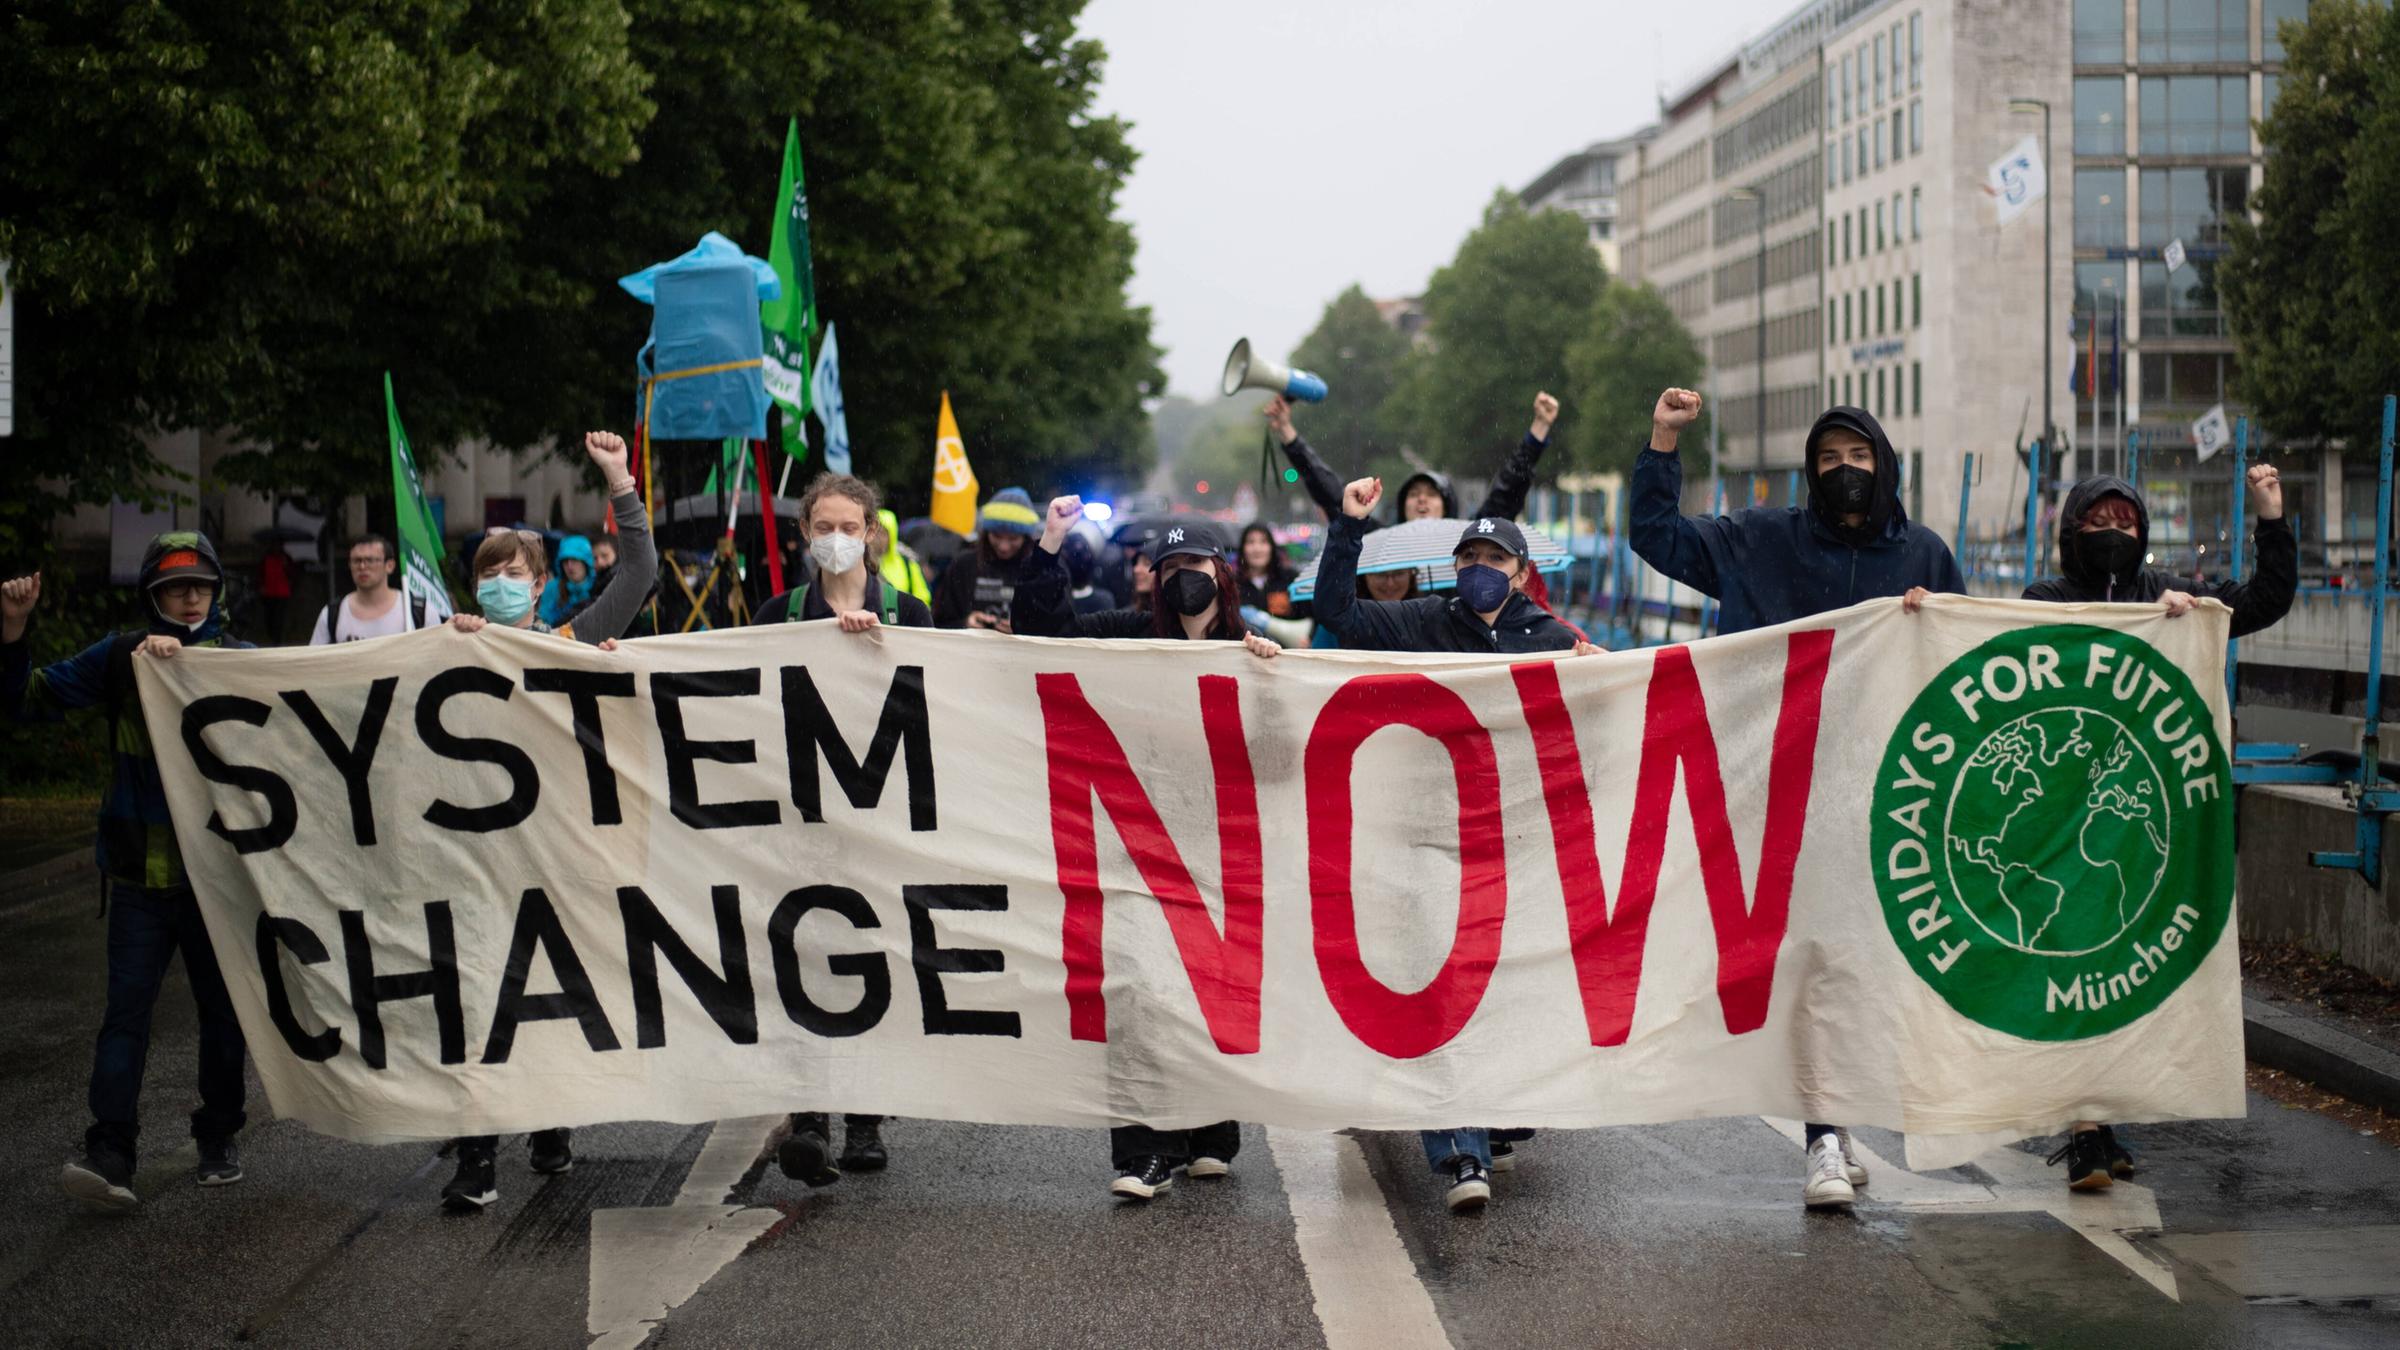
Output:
[587, 1116, 786, 1350]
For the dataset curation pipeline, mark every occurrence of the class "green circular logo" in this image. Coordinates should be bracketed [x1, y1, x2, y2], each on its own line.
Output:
[1871, 624, 2234, 1040]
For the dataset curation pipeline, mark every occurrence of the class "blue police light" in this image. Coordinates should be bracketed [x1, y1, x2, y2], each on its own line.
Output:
[1082, 501, 1115, 524]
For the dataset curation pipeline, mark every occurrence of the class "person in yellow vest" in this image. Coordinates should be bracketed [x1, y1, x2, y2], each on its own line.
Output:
[876, 508, 932, 605]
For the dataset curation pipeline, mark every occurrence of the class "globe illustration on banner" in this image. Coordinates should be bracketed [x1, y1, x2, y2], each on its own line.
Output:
[1943, 707, 2170, 958]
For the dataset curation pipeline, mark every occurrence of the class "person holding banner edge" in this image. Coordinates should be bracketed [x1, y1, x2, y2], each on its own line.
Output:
[5, 534, 256, 1212]
[1012, 495, 1280, 1201]
[1981, 466, 2291, 1190]
[437, 428, 657, 1213]
[750, 471, 933, 1187]
[1631, 386, 1961, 1212]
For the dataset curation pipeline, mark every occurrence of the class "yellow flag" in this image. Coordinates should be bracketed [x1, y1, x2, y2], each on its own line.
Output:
[930, 391, 980, 536]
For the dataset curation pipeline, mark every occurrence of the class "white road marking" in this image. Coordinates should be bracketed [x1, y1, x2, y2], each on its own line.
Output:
[1266, 1128, 1455, 1350]
[1762, 1118, 2177, 1301]
[587, 1116, 786, 1350]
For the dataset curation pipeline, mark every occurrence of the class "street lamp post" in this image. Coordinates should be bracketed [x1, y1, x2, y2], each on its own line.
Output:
[1728, 186, 1767, 469]
[2009, 97, 2055, 486]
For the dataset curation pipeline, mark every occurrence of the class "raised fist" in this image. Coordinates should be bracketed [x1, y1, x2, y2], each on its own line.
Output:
[1341, 477, 1383, 520]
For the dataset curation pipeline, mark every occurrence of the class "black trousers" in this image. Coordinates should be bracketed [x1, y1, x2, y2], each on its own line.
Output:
[1110, 1120, 1240, 1170]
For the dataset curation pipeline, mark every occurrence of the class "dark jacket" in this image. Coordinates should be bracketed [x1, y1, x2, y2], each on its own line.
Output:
[2022, 474, 2296, 637]
[1011, 543, 1240, 642]
[1629, 406, 1964, 634]
[1281, 431, 1549, 529]
[1311, 515, 1580, 653]
[2, 532, 256, 891]
[753, 576, 934, 628]
[930, 539, 1022, 628]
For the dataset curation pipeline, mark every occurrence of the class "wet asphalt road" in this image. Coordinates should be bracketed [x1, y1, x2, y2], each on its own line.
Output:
[4, 856, 2398, 1349]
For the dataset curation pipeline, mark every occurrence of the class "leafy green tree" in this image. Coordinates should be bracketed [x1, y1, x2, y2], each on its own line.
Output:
[0, 0, 1159, 563]
[1388, 193, 1605, 471]
[0, 0, 652, 552]
[1288, 284, 1413, 464]
[1563, 282, 1709, 475]
[2222, 0, 2400, 450]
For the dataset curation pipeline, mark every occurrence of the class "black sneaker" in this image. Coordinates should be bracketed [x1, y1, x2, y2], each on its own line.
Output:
[2046, 1130, 2113, 1192]
[1444, 1157, 1491, 1213]
[442, 1152, 498, 1213]
[2097, 1124, 2137, 1179]
[196, 1137, 243, 1187]
[528, 1128, 574, 1175]
[60, 1144, 138, 1214]
[1489, 1141, 1516, 1173]
[839, 1120, 887, 1172]
[1110, 1156, 1175, 1201]
[777, 1113, 840, 1188]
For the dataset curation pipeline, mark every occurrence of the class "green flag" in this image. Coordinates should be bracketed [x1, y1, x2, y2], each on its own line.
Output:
[385, 373, 455, 622]
[761, 118, 818, 463]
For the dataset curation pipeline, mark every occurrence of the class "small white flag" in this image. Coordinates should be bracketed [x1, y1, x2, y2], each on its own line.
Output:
[1986, 134, 2048, 227]
[2192, 404, 2232, 462]
[810, 322, 850, 475]
[2163, 238, 2187, 273]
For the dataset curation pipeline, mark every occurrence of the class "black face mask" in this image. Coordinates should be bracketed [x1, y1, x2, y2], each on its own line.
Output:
[1821, 464, 1875, 517]
[2077, 528, 2144, 587]
[1165, 567, 1218, 617]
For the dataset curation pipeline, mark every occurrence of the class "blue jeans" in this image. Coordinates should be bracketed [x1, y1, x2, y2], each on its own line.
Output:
[1419, 1128, 1490, 1172]
[88, 884, 248, 1159]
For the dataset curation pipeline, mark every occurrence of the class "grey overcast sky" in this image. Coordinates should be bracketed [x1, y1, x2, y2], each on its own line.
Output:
[1081, 0, 1804, 400]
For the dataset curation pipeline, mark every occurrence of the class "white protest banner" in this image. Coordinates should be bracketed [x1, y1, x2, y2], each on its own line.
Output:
[1987, 134, 2048, 227]
[138, 599, 2244, 1166]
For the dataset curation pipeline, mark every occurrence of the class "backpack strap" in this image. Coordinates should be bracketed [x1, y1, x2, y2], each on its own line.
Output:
[785, 581, 896, 625]
[784, 584, 810, 622]
[881, 579, 899, 626]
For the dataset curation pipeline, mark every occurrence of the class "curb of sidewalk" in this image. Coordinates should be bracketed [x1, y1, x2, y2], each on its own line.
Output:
[2244, 995, 2400, 1116]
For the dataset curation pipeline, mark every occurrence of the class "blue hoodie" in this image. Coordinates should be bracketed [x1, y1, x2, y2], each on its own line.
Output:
[1629, 405, 1963, 634]
[539, 534, 598, 628]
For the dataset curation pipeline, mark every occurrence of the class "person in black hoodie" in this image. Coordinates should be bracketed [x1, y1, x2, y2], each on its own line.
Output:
[1268, 392, 1559, 529]
[1011, 497, 1279, 1202]
[1633, 386, 1959, 1212]
[2007, 464, 2291, 1193]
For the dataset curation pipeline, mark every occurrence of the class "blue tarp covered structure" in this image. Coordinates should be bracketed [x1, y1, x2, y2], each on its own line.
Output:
[619, 233, 779, 441]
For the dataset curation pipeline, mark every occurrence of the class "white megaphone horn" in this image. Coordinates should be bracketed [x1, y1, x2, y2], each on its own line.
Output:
[1220, 338, 1328, 403]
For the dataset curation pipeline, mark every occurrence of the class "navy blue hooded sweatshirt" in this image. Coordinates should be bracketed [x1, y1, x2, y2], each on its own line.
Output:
[1629, 405, 1963, 634]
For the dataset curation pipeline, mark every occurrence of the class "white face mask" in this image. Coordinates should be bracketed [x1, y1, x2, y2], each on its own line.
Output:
[810, 532, 866, 575]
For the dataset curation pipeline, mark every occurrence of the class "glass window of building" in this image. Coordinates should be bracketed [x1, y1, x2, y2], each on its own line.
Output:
[1875, 34, 1886, 106]
[1876, 368, 1887, 415]
[1912, 272, 1922, 326]
[1891, 23, 1905, 95]
[2074, 77, 2125, 155]
[2075, 168, 2126, 247]
[2140, 165, 2248, 243]
[1858, 127, 1870, 174]
[1875, 120, 1887, 169]
[1891, 109, 1904, 160]
[1841, 53, 1853, 121]
[1912, 362, 1923, 415]
[1842, 291, 1852, 339]
[2074, 0, 2127, 62]
[1909, 100, 1923, 153]
[2140, 0, 2250, 63]
[2264, 0, 2309, 61]
[1857, 45, 1868, 108]
[1911, 185, 1922, 238]
[2262, 73, 2284, 116]
[2139, 75, 2249, 155]
[1842, 373, 1853, 405]
[1876, 286, 1886, 333]
[2140, 258, 2226, 335]
[1910, 13, 1923, 89]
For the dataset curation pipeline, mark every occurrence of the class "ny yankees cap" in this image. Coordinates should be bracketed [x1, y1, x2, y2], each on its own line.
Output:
[1150, 518, 1227, 564]
[1454, 517, 1530, 561]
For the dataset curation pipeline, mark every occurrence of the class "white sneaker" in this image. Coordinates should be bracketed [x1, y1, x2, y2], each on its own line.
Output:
[1834, 1128, 1869, 1188]
[1804, 1135, 1856, 1210]
[1186, 1156, 1230, 1179]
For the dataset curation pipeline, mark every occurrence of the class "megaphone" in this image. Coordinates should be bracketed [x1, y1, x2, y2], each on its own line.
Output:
[1221, 338, 1328, 403]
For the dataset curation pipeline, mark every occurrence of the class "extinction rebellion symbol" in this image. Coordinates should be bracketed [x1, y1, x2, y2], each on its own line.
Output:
[1870, 624, 2234, 1041]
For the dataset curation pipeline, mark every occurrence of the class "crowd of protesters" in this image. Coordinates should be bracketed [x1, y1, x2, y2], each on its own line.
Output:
[0, 382, 2292, 1222]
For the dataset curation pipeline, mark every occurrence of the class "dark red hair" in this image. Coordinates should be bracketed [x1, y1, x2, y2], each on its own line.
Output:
[1151, 555, 1246, 640]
